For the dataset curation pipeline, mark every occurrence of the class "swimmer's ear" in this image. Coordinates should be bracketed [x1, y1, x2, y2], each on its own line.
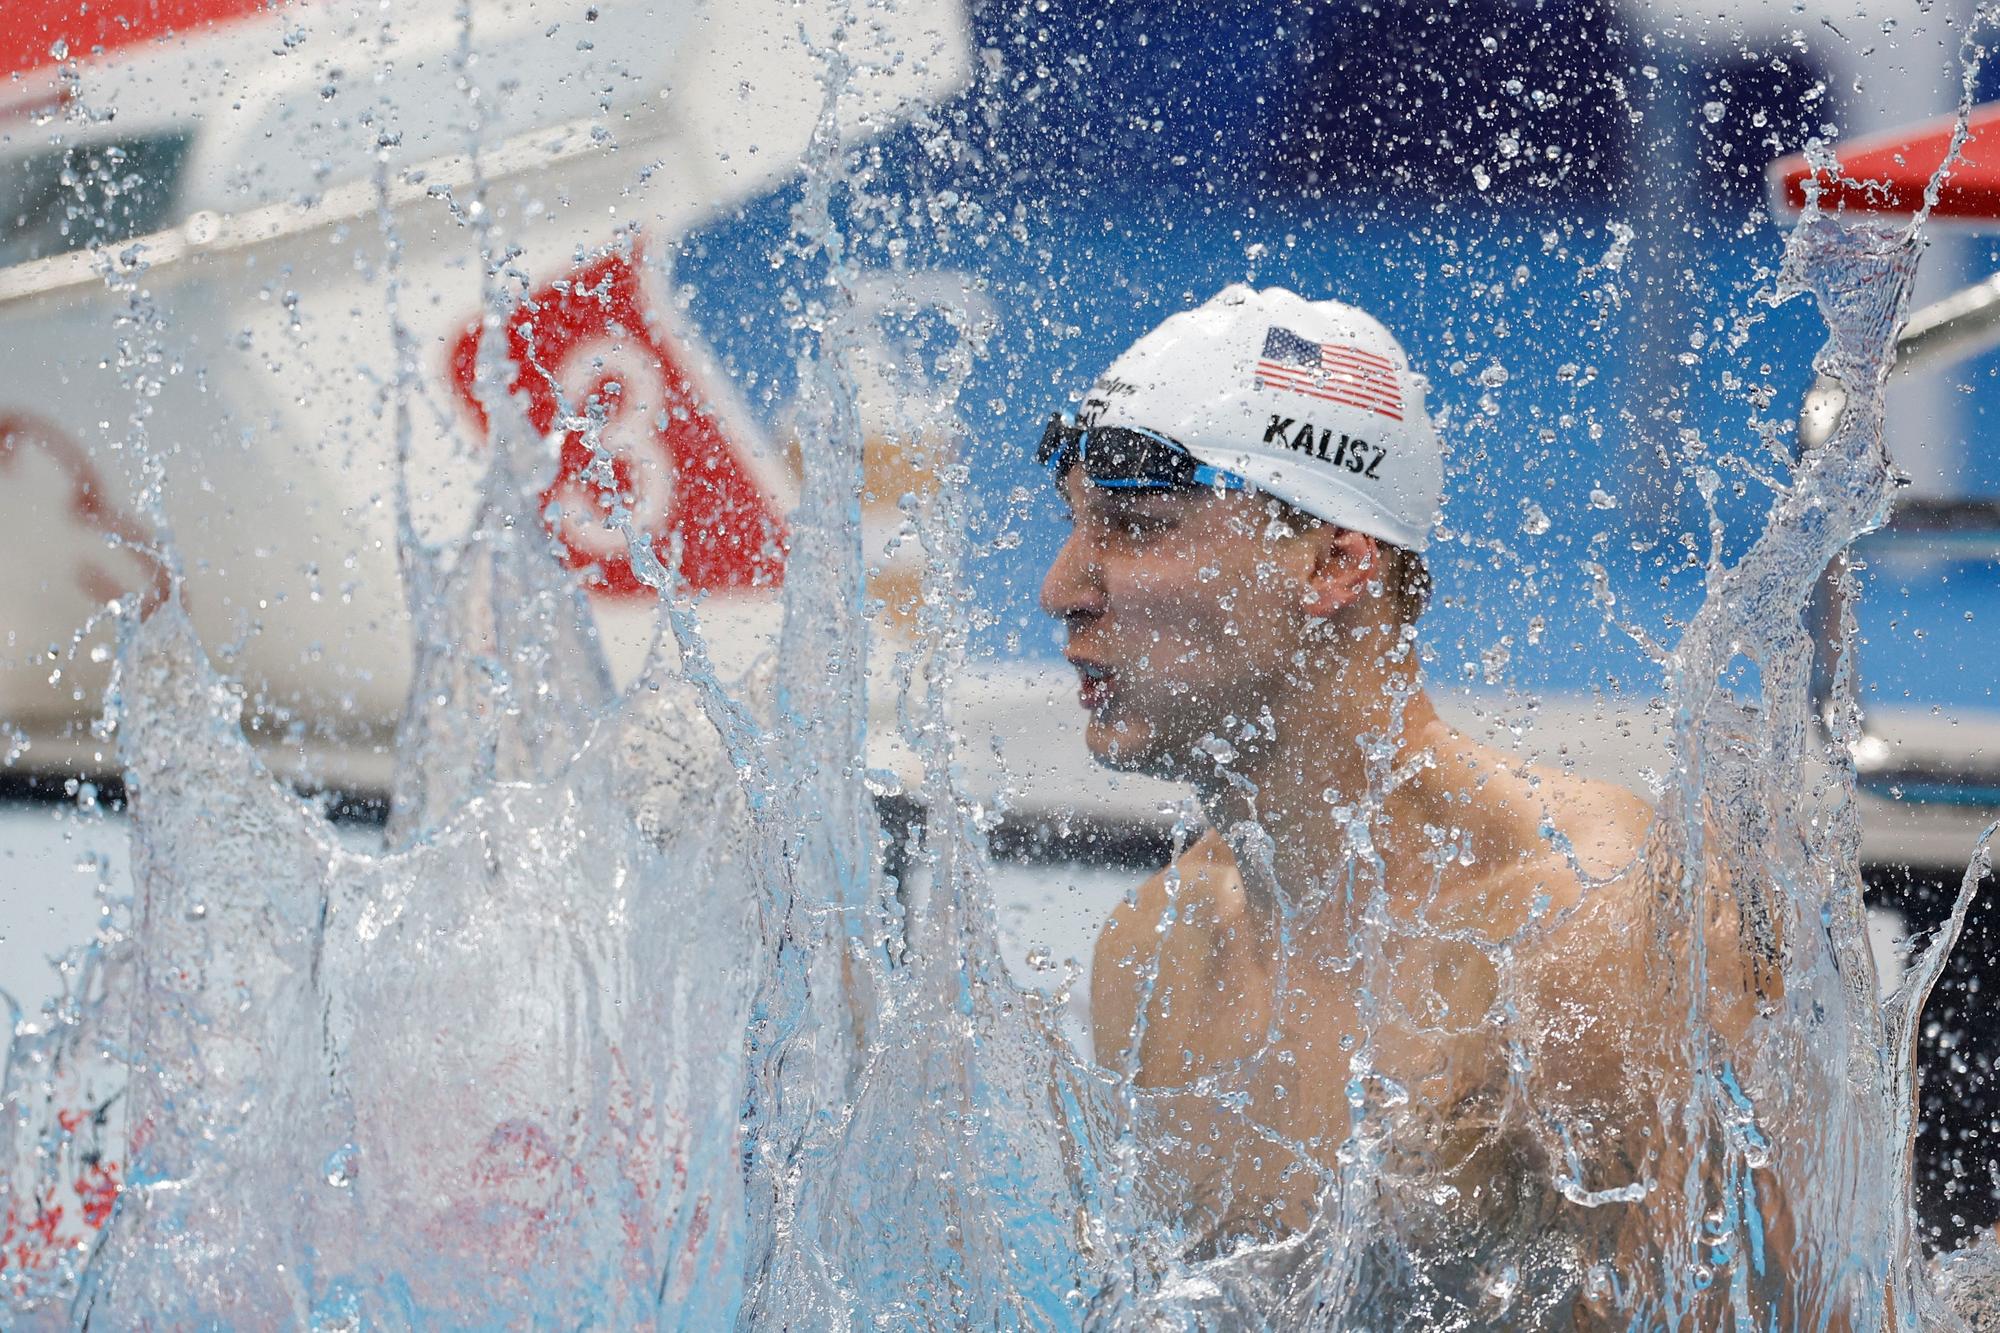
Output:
[1299, 528, 1381, 618]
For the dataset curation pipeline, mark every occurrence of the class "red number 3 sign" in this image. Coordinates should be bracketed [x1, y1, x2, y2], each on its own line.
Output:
[448, 248, 787, 598]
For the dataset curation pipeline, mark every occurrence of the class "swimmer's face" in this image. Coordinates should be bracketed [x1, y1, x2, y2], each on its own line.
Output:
[1040, 467, 1328, 777]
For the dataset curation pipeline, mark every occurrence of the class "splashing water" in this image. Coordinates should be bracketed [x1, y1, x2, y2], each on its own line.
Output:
[3, 15, 1999, 1333]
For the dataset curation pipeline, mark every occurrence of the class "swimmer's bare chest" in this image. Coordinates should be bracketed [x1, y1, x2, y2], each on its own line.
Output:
[1098, 839, 1520, 1240]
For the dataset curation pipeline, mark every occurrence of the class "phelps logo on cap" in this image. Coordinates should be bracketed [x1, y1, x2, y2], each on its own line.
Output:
[1075, 284, 1444, 552]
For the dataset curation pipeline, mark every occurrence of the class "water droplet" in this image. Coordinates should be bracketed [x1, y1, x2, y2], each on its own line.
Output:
[1196, 734, 1237, 764]
[322, 1143, 359, 1188]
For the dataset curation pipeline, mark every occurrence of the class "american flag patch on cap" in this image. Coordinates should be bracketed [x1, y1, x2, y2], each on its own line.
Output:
[1255, 326, 1405, 422]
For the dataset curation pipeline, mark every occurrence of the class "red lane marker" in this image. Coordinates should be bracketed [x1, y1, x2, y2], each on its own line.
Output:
[449, 246, 788, 598]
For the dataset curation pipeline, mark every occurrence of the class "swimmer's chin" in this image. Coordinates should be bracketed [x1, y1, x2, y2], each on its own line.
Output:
[1083, 717, 1192, 780]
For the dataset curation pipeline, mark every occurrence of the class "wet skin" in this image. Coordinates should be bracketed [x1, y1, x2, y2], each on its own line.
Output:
[1039, 468, 1325, 778]
[1040, 469, 1799, 1321]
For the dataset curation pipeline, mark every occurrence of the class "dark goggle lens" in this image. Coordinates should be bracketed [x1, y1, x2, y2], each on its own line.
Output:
[1035, 415, 1204, 488]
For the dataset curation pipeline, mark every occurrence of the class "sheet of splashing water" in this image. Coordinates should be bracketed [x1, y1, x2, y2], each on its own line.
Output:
[3, 56, 1999, 1333]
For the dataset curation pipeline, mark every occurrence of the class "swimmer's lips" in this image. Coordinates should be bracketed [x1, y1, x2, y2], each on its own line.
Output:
[1066, 657, 1116, 712]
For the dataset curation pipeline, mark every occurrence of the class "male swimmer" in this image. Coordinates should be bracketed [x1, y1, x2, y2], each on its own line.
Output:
[1038, 286, 1792, 1324]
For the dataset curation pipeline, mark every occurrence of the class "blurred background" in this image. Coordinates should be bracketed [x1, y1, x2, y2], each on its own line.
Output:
[1, 0, 1996, 1248]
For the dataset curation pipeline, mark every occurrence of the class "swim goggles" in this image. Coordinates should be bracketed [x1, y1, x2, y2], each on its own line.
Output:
[1036, 414, 1251, 492]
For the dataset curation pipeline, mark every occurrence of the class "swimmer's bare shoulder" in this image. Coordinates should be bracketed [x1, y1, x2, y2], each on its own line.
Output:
[1505, 768, 1684, 1090]
[1510, 764, 1773, 1088]
[1090, 830, 1235, 1073]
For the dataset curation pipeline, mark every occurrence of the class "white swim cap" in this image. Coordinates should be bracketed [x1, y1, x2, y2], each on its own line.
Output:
[1075, 284, 1444, 553]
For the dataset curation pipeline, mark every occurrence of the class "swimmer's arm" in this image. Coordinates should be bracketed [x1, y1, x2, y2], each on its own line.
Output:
[1548, 866, 1839, 1325]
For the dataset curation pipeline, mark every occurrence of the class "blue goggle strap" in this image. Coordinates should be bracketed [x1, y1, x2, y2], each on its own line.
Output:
[1086, 466, 1252, 492]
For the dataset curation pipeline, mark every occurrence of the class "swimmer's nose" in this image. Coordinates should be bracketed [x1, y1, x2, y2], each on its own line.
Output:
[1039, 525, 1105, 626]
